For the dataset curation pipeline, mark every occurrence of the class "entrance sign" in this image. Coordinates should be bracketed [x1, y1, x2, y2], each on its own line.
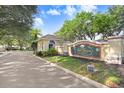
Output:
[68, 36, 124, 64]
[68, 40, 103, 60]
[71, 44, 101, 58]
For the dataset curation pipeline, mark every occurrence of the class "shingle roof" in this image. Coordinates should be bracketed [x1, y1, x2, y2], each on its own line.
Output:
[38, 34, 61, 41]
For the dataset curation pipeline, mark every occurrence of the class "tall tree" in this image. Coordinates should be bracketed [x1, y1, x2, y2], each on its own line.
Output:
[108, 5, 124, 35]
[56, 12, 96, 41]
[0, 5, 37, 49]
[75, 12, 96, 40]
[93, 13, 116, 39]
[56, 6, 124, 41]
[30, 28, 41, 53]
[0, 5, 37, 37]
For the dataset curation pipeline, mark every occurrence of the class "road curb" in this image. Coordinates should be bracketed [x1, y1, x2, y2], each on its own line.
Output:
[35, 55, 109, 88]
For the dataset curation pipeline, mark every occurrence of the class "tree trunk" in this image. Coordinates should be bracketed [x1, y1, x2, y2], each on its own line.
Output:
[18, 40, 23, 50]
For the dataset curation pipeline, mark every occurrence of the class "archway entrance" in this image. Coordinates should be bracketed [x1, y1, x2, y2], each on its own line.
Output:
[49, 40, 55, 49]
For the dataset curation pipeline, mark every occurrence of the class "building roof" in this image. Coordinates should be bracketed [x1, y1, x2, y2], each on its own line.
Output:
[37, 34, 61, 41]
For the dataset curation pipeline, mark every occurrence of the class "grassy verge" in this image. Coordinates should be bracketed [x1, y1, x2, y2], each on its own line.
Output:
[44, 56, 122, 87]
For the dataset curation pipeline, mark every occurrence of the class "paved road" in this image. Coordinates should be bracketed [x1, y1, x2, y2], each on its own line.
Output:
[0, 51, 97, 88]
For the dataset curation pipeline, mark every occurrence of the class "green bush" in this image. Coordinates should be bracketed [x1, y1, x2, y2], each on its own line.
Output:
[105, 76, 121, 84]
[36, 51, 43, 56]
[42, 51, 49, 57]
[48, 48, 58, 56]
[37, 48, 58, 57]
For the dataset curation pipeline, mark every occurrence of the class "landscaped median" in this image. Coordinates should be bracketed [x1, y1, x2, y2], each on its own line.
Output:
[42, 56, 123, 88]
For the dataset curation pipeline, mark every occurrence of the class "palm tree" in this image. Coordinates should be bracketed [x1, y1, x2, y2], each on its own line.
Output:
[30, 28, 42, 54]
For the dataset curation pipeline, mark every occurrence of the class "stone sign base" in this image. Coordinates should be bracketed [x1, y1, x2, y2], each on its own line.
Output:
[67, 35, 124, 65]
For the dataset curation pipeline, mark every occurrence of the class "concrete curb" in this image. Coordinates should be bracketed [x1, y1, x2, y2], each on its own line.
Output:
[35, 55, 109, 88]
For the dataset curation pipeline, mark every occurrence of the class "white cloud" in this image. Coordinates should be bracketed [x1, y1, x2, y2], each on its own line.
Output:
[39, 10, 48, 18]
[47, 9, 61, 15]
[34, 17, 44, 27]
[41, 10, 45, 15]
[80, 5, 98, 12]
[64, 5, 76, 16]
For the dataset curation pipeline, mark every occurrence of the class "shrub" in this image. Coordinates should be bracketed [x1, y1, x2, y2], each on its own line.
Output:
[36, 51, 43, 56]
[105, 76, 121, 87]
[37, 48, 58, 57]
[48, 48, 58, 56]
[106, 76, 121, 84]
[42, 51, 49, 57]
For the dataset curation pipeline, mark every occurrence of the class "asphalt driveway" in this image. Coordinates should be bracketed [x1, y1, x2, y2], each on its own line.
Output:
[0, 51, 97, 88]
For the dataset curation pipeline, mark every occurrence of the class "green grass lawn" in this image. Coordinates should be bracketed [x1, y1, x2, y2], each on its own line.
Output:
[44, 56, 122, 87]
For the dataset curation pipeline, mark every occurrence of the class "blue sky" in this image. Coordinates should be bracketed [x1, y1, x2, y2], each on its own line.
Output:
[33, 5, 111, 35]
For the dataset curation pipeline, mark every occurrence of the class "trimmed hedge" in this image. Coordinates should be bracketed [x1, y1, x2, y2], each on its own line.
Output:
[36, 48, 58, 57]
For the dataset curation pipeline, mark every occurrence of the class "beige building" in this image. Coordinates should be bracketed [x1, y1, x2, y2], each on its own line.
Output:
[37, 34, 124, 64]
[37, 34, 70, 55]
[105, 36, 124, 64]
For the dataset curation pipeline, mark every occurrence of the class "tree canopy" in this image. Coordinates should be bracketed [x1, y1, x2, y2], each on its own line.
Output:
[56, 5, 124, 41]
[0, 5, 37, 49]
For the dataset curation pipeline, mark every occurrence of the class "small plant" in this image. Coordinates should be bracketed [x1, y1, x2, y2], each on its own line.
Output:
[48, 48, 58, 56]
[36, 48, 58, 57]
[105, 76, 121, 88]
[42, 51, 49, 57]
[36, 51, 43, 56]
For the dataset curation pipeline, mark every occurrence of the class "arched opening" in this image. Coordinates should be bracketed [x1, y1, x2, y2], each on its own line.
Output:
[49, 40, 55, 49]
